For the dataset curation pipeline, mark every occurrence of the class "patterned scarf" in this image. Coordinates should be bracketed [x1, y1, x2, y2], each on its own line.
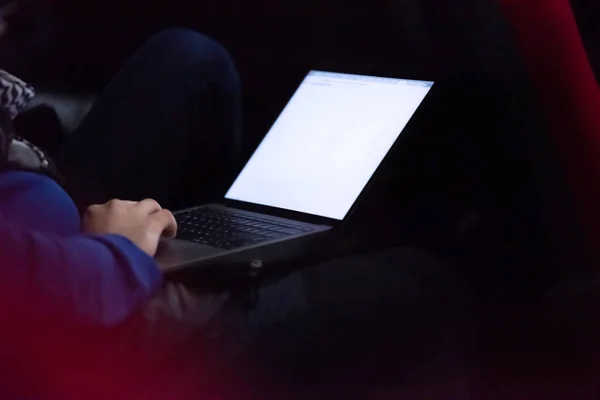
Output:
[0, 69, 60, 180]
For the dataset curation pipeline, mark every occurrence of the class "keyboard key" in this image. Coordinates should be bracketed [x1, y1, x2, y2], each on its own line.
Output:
[175, 206, 308, 249]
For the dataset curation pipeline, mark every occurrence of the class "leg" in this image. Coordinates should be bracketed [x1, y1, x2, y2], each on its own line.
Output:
[101, 248, 473, 399]
[225, 248, 474, 398]
[57, 28, 242, 210]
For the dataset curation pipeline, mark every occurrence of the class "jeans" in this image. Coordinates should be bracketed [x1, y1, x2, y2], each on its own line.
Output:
[109, 249, 473, 400]
[41, 29, 472, 400]
[57, 28, 243, 211]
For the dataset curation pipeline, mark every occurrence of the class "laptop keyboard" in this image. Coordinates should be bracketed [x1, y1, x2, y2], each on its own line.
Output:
[175, 206, 311, 250]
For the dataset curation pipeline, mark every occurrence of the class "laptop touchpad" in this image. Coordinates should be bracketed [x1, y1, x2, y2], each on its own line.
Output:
[155, 238, 225, 271]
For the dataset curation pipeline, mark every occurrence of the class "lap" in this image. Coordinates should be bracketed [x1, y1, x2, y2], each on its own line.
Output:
[113, 247, 473, 398]
[232, 248, 473, 394]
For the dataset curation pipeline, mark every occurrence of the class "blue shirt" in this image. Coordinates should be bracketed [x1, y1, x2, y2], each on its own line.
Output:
[0, 171, 162, 398]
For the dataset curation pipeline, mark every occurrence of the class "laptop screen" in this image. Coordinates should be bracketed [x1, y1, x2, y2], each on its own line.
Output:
[225, 71, 434, 220]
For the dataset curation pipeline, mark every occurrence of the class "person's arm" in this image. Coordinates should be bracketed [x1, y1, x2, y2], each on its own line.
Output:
[498, 0, 600, 253]
[0, 219, 162, 327]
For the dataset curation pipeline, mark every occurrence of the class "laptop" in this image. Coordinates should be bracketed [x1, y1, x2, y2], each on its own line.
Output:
[156, 70, 434, 273]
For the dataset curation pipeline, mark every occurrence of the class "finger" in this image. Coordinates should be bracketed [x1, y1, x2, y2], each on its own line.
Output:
[135, 198, 163, 215]
[85, 204, 102, 214]
[105, 199, 136, 208]
[151, 209, 178, 238]
[162, 210, 178, 238]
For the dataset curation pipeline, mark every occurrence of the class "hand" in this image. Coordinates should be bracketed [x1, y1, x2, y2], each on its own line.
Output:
[82, 199, 178, 257]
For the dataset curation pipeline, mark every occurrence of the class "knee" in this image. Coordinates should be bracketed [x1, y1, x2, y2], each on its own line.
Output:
[143, 28, 236, 73]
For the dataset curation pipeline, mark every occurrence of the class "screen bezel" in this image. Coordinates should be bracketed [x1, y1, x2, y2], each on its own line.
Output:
[223, 69, 436, 227]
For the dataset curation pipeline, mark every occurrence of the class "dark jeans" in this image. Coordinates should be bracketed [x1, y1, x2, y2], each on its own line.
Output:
[102, 249, 473, 400]
[57, 28, 243, 211]
[38, 29, 472, 399]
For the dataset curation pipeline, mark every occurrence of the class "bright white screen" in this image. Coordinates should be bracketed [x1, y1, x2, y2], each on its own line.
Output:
[226, 71, 433, 220]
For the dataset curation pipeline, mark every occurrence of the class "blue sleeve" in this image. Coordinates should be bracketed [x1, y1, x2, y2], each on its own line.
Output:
[0, 220, 163, 326]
